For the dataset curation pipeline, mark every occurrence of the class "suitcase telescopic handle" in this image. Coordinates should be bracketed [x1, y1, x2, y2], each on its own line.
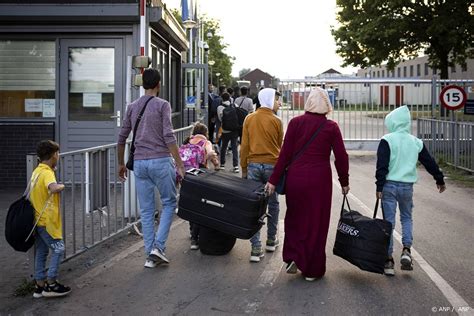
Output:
[201, 198, 224, 208]
[186, 168, 205, 176]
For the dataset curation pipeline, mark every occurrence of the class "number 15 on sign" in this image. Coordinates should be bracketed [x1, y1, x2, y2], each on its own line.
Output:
[440, 85, 467, 110]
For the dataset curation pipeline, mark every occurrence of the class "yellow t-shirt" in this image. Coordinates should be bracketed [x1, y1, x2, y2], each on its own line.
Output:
[29, 163, 62, 239]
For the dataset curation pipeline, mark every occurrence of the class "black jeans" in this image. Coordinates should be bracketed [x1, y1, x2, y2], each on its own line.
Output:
[220, 132, 239, 167]
[190, 222, 200, 240]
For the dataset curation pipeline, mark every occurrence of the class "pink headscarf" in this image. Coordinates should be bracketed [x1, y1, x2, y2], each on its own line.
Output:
[304, 87, 333, 114]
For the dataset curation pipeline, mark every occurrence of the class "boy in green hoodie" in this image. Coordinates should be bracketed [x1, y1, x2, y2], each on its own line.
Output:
[376, 106, 446, 276]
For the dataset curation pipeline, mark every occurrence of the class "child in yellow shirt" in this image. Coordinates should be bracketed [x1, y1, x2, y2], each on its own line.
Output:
[29, 140, 71, 298]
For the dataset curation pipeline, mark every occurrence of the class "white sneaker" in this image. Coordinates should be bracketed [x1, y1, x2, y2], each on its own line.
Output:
[149, 248, 170, 264]
[144, 259, 157, 268]
[250, 247, 265, 262]
[305, 277, 316, 282]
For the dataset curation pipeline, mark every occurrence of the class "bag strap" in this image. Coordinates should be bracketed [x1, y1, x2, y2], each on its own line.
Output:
[24, 171, 42, 199]
[238, 97, 245, 107]
[284, 120, 327, 171]
[129, 96, 154, 155]
[25, 194, 53, 242]
[374, 198, 386, 219]
[340, 194, 352, 217]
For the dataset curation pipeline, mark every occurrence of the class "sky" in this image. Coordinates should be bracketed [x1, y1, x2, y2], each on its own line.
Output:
[165, 0, 359, 79]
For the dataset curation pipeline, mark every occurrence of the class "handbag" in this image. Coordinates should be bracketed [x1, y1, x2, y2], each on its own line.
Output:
[275, 120, 327, 195]
[333, 196, 392, 274]
[126, 96, 154, 171]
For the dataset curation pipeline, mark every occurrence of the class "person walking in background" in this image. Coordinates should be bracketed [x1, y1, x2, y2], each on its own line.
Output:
[376, 105, 446, 276]
[30, 140, 71, 298]
[234, 86, 255, 114]
[266, 88, 350, 281]
[240, 88, 283, 262]
[226, 87, 234, 104]
[118, 68, 185, 269]
[207, 84, 217, 144]
[212, 85, 226, 144]
[218, 92, 240, 173]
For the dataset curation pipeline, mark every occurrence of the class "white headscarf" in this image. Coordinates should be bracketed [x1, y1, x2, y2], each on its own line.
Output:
[304, 87, 333, 114]
[258, 88, 276, 110]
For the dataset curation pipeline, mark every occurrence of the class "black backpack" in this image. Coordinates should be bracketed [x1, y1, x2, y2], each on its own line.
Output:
[222, 104, 240, 131]
[235, 98, 249, 132]
[5, 196, 36, 252]
[5, 173, 48, 252]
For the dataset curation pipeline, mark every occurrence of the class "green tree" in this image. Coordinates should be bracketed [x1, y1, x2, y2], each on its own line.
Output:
[332, 0, 474, 78]
[239, 68, 251, 78]
[171, 10, 234, 86]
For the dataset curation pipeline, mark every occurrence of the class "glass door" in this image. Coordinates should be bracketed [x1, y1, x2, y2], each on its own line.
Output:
[59, 39, 123, 151]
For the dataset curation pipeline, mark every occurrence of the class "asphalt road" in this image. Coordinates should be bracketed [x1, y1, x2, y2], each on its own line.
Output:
[1, 155, 473, 316]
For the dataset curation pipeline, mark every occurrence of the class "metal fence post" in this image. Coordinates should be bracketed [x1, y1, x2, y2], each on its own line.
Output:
[25, 154, 38, 280]
[431, 76, 437, 118]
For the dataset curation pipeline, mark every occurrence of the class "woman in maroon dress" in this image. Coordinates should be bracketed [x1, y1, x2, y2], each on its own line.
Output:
[267, 87, 349, 281]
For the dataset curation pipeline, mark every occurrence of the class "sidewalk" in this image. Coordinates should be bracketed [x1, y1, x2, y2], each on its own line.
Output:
[1, 154, 473, 315]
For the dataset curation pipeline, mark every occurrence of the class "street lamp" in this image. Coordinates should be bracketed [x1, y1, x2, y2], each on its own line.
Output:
[182, 19, 197, 63]
[208, 60, 215, 85]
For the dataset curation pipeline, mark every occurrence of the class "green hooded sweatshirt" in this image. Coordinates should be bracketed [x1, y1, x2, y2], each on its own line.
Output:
[382, 106, 423, 183]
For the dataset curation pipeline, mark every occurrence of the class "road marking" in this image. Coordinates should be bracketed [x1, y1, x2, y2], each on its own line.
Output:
[75, 219, 185, 289]
[245, 220, 285, 314]
[256, 219, 285, 288]
[334, 180, 472, 315]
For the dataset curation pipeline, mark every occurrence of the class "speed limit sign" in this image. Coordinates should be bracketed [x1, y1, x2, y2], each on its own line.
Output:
[439, 85, 467, 110]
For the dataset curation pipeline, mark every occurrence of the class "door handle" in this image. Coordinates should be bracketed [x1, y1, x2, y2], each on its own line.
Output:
[110, 111, 121, 127]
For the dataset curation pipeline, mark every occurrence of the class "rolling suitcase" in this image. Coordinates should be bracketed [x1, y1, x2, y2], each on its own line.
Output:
[177, 169, 269, 239]
[198, 226, 237, 256]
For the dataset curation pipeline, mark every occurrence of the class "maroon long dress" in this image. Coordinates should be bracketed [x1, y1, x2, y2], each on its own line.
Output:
[269, 112, 349, 278]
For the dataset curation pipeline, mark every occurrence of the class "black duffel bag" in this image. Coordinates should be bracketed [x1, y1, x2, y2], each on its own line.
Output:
[333, 195, 392, 274]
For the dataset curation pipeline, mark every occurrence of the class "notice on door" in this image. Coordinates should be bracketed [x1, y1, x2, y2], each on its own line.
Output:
[83, 93, 102, 108]
[25, 99, 43, 112]
[42, 99, 56, 117]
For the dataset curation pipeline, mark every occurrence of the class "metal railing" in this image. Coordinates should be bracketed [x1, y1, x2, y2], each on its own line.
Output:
[417, 118, 474, 172]
[53, 125, 194, 261]
[278, 78, 474, 150]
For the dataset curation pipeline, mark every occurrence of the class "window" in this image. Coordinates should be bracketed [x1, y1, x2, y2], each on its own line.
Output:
[451, 66, 456, 73]
[424, 63, 429, 76]
[377, 70, 380, 77]
[397, 67, 401, 77]
[410, 65, 414, 77]
[68, 48, 114, 121]
[462, 64, 468, 72]
[382, 70, 385, 77]
[433, 68, 437, 75]
[0, 41, 56, 118]
[372, 71, 376, 78]
[403, 66, 407, 77]
[417, 64, 421, 77]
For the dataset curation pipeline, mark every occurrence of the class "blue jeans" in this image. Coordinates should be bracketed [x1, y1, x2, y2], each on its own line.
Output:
[34, 226, 64, 281]
[382, 181, 414, 257]
[134, 157, 177, 255]
[248, 163, 280, 248]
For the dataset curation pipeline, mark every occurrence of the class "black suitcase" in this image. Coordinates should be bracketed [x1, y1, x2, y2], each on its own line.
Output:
[178, 169, 269, 239]
[199, 226, 237, 256]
